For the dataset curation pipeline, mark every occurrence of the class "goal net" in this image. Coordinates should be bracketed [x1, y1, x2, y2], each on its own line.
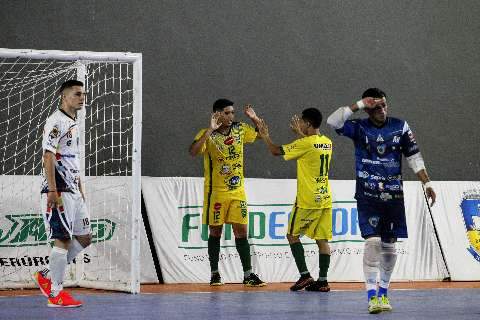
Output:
[0, 48, 142, 293]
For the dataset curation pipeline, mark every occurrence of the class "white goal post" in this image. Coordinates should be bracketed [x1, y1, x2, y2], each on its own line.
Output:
[0, 48, 142, 293]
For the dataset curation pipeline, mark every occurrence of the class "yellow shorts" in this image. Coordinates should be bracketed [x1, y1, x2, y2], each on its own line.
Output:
[287, 206, 332, 240]
[203, 196, 248, 226]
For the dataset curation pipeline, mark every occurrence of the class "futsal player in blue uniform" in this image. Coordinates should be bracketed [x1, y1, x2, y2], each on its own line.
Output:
[327, 88, 436, 314]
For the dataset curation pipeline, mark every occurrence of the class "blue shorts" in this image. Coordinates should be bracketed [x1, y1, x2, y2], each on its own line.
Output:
[356, 199, 408, 241]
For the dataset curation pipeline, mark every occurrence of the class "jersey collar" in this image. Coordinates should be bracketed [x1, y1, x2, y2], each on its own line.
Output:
[367, 117, 388, 129]
[59, 108, 77, 121]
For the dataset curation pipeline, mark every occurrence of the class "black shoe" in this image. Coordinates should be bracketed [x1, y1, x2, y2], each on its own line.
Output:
[210, 272, 223, 286]
[290, 274, 314, 291]
[305, 280, 330, 292]
[243, 273, 267, 287]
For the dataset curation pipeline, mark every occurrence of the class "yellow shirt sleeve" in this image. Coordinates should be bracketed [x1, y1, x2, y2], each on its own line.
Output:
[242, 123, 257, 144]
[282, 137, 308, 161]
[193, 128, 207, 154]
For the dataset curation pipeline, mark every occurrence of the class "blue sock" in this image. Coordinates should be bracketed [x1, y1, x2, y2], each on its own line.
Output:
[378, 287, 388, 297]
[367, 289, 377, 301]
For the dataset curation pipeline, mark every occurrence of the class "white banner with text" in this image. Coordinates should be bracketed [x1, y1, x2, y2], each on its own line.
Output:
[142, 177, 450, 283]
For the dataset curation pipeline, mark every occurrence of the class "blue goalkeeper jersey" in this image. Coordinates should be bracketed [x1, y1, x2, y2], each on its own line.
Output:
[335, 117, 420, 203]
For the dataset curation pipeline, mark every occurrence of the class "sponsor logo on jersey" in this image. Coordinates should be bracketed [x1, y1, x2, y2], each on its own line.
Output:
[460, 190, 480, 263]
[386, 184, 401, 191]
[220, 165, 231, 175]
[358, 171, 369, 179]
[370, 175, 386, 181]
[314, 143, 332, 150]
[393, 136, 400, 143]
[387, 175, 402, 181]
[379, 192, 393, 201]
[224, 137, 234, 145]
[376, 134, 384, 142]
[229, 176, 240, 186]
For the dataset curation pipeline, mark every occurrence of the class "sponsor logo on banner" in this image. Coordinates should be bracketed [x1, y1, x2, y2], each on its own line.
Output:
[0, 214, 117, 268]
[460, 190, 480, 262]
[180, 201, 364, 248]
[0, 214, 116, 247]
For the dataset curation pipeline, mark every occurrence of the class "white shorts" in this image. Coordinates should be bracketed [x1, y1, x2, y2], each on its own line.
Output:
[42, 191, 91, 240]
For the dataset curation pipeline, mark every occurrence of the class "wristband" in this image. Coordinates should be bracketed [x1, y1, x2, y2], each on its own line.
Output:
[356, 100, 365, 110]
[424, 181, 433, 189]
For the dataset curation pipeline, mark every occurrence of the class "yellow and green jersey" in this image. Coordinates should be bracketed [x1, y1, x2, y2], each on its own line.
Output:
[282, 134, 333, 209]
[193, 122, 257, 200]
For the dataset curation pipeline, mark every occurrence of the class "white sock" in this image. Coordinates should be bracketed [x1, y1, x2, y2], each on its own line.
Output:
[379, 242, 397, 289]
[67, 238, 85, 264]
[363, 237, 381, 292]
[49, 246, 68, 297]
[244, 269, 252, 278]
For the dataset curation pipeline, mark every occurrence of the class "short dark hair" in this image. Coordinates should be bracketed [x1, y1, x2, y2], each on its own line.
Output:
[362, 87, 386, 99]
[58, 80, 83, 95]
[213, 98, 234, 112]
[302, 108, 322, 129]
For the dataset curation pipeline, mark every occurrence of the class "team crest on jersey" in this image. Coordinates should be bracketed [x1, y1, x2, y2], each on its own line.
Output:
[377, 144, 386, 155]
[48, 126, 60, 139]
[460, 190, 480, 263]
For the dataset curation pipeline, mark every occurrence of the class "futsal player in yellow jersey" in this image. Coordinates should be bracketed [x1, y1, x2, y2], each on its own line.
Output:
[257, 108, 333, 292]
[189, 98, 266, 287]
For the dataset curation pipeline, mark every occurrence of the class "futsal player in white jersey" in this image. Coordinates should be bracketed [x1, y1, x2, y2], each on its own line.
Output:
[33, 80, 92, 307]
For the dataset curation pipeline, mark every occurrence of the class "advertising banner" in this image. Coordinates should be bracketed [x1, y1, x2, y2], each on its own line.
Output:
[142, 177, 449, 283]
[430, 181, 480, 280]
[0, 175, 158, 288]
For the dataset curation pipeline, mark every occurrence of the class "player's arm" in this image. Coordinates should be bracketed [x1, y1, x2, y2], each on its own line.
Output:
[326, 97, 385, 129]
[43, 151, 59, 208]
[189, 113, 221, 157]
[256, 118, 283, 156]
[402, 123, 436, 206]
[405, 153, 436, 206]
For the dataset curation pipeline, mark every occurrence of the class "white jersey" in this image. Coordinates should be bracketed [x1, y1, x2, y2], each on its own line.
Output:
[41, 109, 81, 193]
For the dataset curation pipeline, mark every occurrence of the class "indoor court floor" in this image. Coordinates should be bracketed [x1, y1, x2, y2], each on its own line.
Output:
[1, 282, 479, 320]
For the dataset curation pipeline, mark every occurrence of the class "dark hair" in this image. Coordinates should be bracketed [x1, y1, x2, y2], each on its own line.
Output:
[58, 80, 83, 94]
[213, 98, 234, 112]
[362, 87, 386, 99]
[302, 108, 322, 129]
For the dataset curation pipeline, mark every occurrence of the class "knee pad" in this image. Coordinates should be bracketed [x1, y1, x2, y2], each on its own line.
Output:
[380, 242, 397, 272]
[363, 237, 381, 268]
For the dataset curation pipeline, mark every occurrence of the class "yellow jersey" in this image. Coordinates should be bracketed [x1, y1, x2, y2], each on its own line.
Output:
[282, 134, 333, 209]
[194, 122, 257, 200]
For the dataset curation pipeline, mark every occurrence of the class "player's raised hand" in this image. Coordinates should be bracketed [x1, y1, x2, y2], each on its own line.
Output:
[210, 112, 222, 130]
[244, 104, 258, 120]
[363, 97, 386, 109]
[256, 118, 270, 138]
[290, 115, 306, 137]
[425, 186, 436, 206]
